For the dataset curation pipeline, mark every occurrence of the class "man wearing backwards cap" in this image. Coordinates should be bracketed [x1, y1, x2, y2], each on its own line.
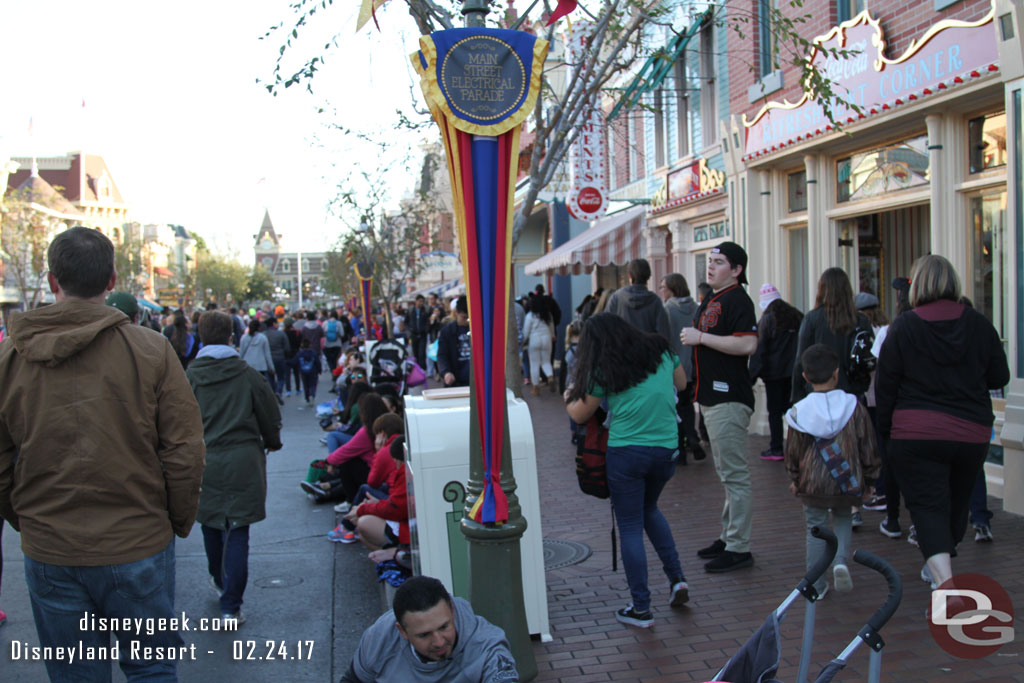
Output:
[680, 241, 759, 573]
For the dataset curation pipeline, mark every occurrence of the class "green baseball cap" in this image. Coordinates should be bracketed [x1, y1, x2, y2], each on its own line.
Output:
[105, 291, 139, 319]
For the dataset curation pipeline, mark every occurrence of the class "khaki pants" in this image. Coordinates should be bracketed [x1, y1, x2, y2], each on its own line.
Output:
[701, 402, 753, 553]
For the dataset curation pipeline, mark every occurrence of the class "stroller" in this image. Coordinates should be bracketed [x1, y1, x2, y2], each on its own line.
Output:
[712, 527, 902, 683]
[368, 338, 409, 392]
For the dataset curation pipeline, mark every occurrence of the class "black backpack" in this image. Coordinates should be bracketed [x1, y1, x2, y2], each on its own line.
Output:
[847, 324, 876, 393]
[575, 408, 610, 499]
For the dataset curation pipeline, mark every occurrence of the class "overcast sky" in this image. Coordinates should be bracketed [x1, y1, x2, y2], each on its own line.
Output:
[0, 0, 428, 256]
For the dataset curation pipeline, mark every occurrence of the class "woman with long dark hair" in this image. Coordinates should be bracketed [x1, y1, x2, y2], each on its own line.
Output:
[749, 285, 803, 460]
[790, 268, 872, 402]
[565, 313, 689, 628]
[166, 310, 198, 369]
[876, 256, 1008, 595]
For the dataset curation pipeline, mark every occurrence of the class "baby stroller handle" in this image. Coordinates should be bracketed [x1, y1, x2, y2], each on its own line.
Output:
[853, 549, 903, 650]
[797, 526, 838, 599]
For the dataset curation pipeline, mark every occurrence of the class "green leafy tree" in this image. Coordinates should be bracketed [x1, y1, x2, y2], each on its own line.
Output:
[0, 187, 67, 309]
[113, 222, 147, 296]
[194, 251, 250, 307]
[246, 264, 276, 303]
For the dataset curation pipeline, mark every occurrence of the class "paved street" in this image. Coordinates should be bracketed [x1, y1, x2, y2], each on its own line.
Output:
[524, 389, 1024, 682]
[0, 378, 383, 682]
[2, 378, 1022, 682]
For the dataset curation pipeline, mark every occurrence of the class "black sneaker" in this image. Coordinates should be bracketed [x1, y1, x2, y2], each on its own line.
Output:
[879, 518, 902, 538]
[697, 539, 726, 559]
[704, 550, 754, 573]
[615, 604, 653, 628]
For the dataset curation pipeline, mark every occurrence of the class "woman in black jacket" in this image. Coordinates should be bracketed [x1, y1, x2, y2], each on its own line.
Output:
[875, 255, 1009, 592]
[749, 288, 803, 460]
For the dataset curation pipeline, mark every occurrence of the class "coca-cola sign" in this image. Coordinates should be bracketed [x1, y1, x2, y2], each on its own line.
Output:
[567, 20, 608, 221]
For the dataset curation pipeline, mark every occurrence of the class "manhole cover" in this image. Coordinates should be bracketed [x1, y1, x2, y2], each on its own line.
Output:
[254, 576, 303, 589]
[543, 539, 592, 570]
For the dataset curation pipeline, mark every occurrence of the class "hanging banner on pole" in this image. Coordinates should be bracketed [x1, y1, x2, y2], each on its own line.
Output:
[413, 28, 548, 525]
[566, 20, 608, 222]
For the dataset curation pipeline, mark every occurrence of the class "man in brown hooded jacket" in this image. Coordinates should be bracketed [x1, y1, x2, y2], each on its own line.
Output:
[0, 227, 205, 681]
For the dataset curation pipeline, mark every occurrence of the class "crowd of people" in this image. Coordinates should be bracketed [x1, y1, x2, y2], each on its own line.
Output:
[0, 225, 1009, 679]
[559, 247, 1008, 629]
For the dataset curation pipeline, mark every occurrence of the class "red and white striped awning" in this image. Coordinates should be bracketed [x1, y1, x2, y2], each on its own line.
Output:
[524, 205, 646, 276]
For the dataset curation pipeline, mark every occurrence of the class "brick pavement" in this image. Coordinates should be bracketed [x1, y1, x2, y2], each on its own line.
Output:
[523, 391, 1024, 682]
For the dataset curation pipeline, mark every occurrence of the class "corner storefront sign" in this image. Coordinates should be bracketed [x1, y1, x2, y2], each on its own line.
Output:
[651, 157, 726, 211]
[567, 20, 609, 222]
[744, 10, 997, 156]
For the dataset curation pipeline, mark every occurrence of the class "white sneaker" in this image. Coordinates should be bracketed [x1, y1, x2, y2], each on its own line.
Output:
[222, 611, 245, 626]
[833, 564, 853, 593]
[921, 564, 937, 590]
[334, 501, 351, 514]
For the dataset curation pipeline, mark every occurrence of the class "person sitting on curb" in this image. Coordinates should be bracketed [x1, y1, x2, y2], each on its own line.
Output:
[784, 344, 879, 598]
[340, 575, 519, 683]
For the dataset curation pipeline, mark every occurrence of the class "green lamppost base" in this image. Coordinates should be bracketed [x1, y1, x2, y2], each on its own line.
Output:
[461, 513, 536, 681]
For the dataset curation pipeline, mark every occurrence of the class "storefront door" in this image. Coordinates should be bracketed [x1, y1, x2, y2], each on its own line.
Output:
[841, 204, 930, 317]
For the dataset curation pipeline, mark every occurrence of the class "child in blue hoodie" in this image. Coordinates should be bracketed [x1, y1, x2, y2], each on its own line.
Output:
[785, 344, 879, 597]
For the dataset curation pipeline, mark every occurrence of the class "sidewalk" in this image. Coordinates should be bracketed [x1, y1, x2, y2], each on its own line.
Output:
[524, 390, 1024, 682]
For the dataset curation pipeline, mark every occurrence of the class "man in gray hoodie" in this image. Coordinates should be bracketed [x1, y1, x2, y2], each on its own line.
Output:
[342, 576, 518, 682]
[605, 259, 670, 340]
[660, 273, 705, 463]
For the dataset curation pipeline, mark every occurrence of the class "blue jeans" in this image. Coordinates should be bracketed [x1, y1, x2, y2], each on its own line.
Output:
[24, 540, 180, 682]
[273, 358, 288, 394]
[327, 430, 354, 452]
[353, 483, 388, 505]
[202, 523, 250, 615]
[606, 444, 683, 612]
[969, 468, 993, 527]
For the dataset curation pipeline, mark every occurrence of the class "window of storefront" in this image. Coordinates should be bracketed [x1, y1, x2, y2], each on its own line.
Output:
[674, 60, 690, 160]
[694, 220, 729, 242]
[654, 89, 666, 168]
[788, 226, 809, 312]
[836, 136, 930, 202]
[970, 191, 1008, 339]
[836, 0, 863, 23]
[758, 0, 775, 78]
[694, 252, 707, 287]
[788, 170, 807, 213]
[699, 21, 716, 147]
[969, 112, 1007, 174]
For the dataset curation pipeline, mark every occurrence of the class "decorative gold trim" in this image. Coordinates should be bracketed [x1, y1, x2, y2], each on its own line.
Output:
[878, 8, 994, 68]
[743, 3, 995, 129]
[413, 34, 549, 136]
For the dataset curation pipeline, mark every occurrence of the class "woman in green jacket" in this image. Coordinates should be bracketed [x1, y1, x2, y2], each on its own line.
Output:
[187, 311, 283, 625]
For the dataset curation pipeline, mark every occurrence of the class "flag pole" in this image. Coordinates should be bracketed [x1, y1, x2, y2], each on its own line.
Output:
[448, 1, 537, 679]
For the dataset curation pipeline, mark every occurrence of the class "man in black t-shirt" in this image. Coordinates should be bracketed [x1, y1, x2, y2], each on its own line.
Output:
[681, 242, 758, 573]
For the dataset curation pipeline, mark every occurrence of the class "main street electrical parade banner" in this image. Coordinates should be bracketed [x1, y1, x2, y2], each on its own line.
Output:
[413, 28, 548, 524]
[354, 261, 375, 329]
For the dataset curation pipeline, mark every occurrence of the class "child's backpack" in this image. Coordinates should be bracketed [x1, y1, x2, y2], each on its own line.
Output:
[299, 353, 315, 374]
[326, 319, 339, 342]
[575, 407, 610, 499]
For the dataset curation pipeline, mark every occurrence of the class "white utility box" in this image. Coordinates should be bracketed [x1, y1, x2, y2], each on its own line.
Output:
[404, 387, 550, 641]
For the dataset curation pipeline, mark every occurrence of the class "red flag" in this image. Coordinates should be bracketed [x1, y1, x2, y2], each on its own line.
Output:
[546, 0, 577, 24]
